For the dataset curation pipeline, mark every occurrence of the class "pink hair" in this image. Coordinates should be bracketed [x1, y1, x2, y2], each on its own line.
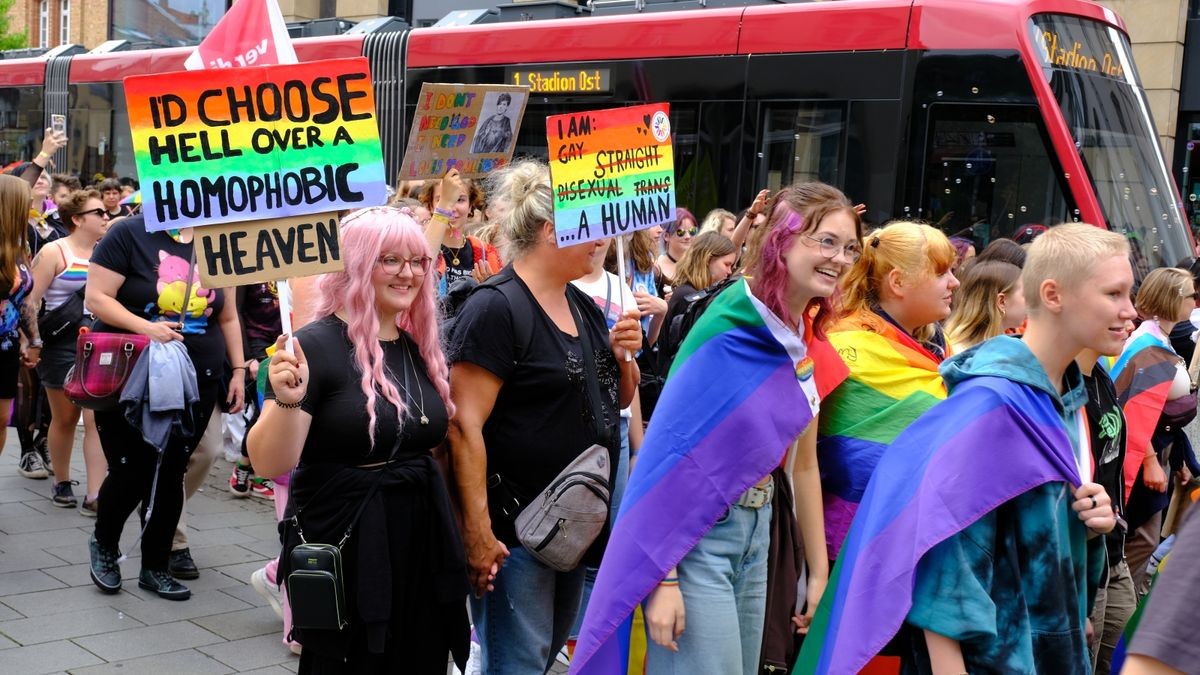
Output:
[312, 208, 453, 443]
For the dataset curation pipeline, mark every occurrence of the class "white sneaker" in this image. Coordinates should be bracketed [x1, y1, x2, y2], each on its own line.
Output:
[249, 566, 283, 620]
[17, 451, 48, 479]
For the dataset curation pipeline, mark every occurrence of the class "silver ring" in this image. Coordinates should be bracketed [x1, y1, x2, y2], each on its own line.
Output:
[1090, 496, 1098, 510]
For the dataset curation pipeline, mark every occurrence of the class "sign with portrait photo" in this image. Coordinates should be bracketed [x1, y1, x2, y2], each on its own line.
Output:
[397, 83, 529, 180]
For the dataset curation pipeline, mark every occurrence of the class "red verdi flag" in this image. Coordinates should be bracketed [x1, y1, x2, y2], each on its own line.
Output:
[184, 0, 298, 71]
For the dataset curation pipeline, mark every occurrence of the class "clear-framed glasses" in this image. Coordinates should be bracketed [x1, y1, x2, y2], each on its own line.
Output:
[376, 255, 433, 276]
[801, 233, 862, 263]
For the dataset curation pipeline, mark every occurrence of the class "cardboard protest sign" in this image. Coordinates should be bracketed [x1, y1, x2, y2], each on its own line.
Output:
[196, 212, 343, 288]
[125, 56, 387, 232]
[398, 83, 529, 180]
[547, 103, 676, 247]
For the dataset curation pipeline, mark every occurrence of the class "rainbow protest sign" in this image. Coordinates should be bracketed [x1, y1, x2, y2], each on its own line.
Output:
[124, 57, 387, 232]
[547, 103, 676, 247]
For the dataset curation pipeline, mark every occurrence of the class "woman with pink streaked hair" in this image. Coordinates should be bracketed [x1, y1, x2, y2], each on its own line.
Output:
[248, 207, 469, 673]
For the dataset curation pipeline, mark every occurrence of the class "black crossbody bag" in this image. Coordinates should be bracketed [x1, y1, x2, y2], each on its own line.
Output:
[287, 432, 403, 632]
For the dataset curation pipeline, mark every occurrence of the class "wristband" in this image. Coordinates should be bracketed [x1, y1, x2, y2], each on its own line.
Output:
[434, 206, 455, 219]
[658, 577, 679, 586]
[274, 396, 305, 409]
[232, 366, 247, 371]
[36, 151, 49, 160]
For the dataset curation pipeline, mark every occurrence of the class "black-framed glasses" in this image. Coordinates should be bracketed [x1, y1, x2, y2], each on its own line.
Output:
[377, 255, 432, 276]
[801, 233, 862, 263]
[674, 226, 698, 238]
[77, 207, 108, 219]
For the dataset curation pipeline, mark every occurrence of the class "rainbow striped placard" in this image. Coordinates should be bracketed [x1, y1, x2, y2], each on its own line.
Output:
[546, 103, 676, 247]
[124, 57, 387, 232]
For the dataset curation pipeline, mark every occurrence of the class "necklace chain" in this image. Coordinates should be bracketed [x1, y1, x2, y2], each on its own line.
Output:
[396, 338, 429, 425]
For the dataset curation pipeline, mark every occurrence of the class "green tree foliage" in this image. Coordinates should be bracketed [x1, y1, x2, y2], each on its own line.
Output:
[0, 0, 28, 51]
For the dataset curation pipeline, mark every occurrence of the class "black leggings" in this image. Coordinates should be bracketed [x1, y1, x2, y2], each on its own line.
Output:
[93, 380, 219, 570]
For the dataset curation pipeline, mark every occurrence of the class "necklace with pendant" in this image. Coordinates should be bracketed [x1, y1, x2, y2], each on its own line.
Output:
[397, 338, 429, 425]
[443, 242, 465, 267]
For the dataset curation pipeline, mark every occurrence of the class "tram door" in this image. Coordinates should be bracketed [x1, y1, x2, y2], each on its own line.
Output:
[754, 102, 847, 196]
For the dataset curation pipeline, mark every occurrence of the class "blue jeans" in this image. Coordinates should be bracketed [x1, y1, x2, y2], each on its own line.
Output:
[571, 416, 631, 640]
[471, 545, 587, 674]
[646, 500, 773, 675]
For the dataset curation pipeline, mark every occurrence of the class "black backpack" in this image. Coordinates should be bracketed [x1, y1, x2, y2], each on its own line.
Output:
[640, 277, 739, 419]
[442, 267, 534, 366]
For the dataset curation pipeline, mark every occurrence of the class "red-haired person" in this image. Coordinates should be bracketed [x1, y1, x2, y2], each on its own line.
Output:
[248, 208, 470, 672]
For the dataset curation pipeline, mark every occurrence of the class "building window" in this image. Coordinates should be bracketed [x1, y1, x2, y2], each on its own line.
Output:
[38, 0, 49, 48]
[59, 0, 69, 45]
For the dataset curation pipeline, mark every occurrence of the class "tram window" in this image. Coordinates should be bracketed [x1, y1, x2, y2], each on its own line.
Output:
[0, 87, 46, 168]
[756, 103, 846, 194]
[68, 83, 135, 181]
[921, 103, 1072, 247]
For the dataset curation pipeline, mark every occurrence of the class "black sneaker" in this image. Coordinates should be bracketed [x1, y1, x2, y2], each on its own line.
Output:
[168, 548, 199, 580]
[17, 451, 48, 479]
[80, 497, 98, 518]
[138, 568, 191, 600]
[51, 480, 78, 508]
[229, 463, 252, 498]
[37, 442, 53, 476]
[88, 536, 122, 594]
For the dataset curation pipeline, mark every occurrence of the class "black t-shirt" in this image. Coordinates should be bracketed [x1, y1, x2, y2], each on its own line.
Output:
[89, 216, 227, 380]
[1084, 367, 1127, 564]
[267, 316, 448, 465]
[447, 272, 620, 541]
[240, 282, 281, 359]
[1168, 319, 1195, 365]
[441, 240, 475, 288]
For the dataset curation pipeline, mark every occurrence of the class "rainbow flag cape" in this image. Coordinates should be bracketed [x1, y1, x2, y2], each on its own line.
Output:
[817, 309, 947, 560]
[796, 369, 1083, 674]
[1111, 323, 1178, 501]
[570, 279, 846, 674]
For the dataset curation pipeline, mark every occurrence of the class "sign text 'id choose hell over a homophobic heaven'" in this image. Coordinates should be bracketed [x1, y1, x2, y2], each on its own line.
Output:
[124, 57, 387, 232]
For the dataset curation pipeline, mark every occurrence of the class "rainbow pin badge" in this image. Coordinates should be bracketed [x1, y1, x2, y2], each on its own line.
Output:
[795, 356, 815, 382]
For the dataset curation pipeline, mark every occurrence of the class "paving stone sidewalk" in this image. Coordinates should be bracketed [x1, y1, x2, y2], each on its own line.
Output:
[0, 433, 296, 674]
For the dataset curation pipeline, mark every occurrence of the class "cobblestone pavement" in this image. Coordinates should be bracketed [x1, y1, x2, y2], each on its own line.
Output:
[0, 432, 297, 674]
[0, 432, 574, 675]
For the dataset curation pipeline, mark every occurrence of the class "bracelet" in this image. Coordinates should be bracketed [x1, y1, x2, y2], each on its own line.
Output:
[36, 151, 49, 160]
[274, 397, 305, 409]
[231, 365, 247, 371]
[658, 577, 679, 586]
[430, 212, 450, 222]
[433, 206, 455, 219]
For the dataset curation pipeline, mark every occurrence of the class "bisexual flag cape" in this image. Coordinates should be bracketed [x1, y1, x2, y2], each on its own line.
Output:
[570, 279, 846, 675]
[817, 309, 947, 560]
[795, 374, 1083, 674]
[1111, 323, 1178, 501]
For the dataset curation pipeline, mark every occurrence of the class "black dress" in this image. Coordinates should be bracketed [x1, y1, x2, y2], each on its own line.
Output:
[270, 317, 469, 674]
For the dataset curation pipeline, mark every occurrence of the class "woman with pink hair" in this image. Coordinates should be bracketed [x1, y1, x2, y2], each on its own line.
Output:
[248, 207, 469, 673]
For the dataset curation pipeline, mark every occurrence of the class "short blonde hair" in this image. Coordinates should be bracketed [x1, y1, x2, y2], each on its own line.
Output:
[700, 208, 735, 234]
[1135, 267, 1193, 322]
[1023, 223, 1129, 312]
